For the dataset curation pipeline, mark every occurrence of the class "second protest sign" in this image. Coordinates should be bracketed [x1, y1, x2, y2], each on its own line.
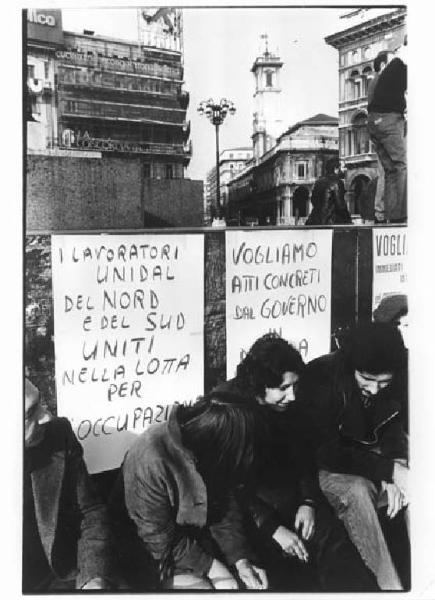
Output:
[225, 228, 333, 377]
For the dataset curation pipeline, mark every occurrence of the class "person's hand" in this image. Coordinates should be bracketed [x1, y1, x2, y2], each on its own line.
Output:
[207, 558, 238, 589]
[81, 577, 110, 590]
[272, 525, 309, 562]
[294, 505, 315, 541]
[392, 460, 409, 500]
[381, 481, 407, 519]
[235, 558, 268, 590]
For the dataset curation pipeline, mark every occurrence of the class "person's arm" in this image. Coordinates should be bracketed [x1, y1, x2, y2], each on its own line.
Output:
[123, 456, 213, 578]
[209, 493, 257, 566]
[61, 419, 116, 590]
[209, 492, 267, 589]
[237, 485, 282, 540]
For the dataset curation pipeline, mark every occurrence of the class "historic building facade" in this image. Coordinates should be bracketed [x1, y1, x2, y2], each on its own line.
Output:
[26, 8, 191, 178]
[325, 8, 406, 213]
[205, 147, 253, 222]
[227, 114, 339, 225]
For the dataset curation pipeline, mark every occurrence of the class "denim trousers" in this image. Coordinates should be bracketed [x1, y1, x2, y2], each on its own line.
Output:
[367, 112, 406, 221]
[319, 470, 403, 590]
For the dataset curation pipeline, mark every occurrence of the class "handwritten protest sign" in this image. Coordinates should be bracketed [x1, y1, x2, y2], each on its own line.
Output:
[372, 227, 407, 312]
[225, 229, 332, 378]
[51, 234, 204, 473]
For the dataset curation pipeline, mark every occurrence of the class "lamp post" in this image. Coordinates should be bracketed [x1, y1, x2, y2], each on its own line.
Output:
[198, 98, 236, 222]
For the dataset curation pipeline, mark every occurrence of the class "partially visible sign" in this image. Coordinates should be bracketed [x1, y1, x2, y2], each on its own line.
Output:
[51, 234, 204, 473]
[27, 9, 56, 26]
[225, 229, 333, 378]
[372, 227, 407, 312]
[27, 9, 63, 46]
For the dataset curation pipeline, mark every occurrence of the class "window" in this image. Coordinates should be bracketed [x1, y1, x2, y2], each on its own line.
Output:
[296, 162, 307, 179]
[347, 130, 352, 156]
[27, 64, 35, 79]
[364, 46, 372, 60]
[265, 71, 273, 87]
[354, 80, 361, 99]
[165, 164, 174, 179]
[352, 113, 370, 155]
[44, 61, 50, 80]
[143, 164, 151, 178]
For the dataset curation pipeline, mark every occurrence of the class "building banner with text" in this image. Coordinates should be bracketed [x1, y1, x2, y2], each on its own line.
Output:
[372, 227, 407, 313]
[226, 229, 332, 378]
[51, 234, 204, 473]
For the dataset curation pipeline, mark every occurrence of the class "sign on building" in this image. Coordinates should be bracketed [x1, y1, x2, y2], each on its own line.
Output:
[51, 234, 204, 473]
[372, 227, 407, 312]
[225, 229, 333, 377]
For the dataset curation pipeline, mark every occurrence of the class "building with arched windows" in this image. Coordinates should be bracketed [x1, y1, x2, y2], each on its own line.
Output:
[224, 39, 339, 226]
[226, 114, 339, 225]
[325, 8, 406, 216]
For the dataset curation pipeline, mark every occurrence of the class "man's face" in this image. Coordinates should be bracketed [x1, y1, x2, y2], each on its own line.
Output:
[354, 370, 393, 398]
[25, 379, 51, 448]
[397, 314, 409, 349]
[260, 371, 299, 411]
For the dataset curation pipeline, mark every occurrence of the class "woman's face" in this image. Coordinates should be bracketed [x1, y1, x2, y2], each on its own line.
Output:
[260, 371, 299, 412]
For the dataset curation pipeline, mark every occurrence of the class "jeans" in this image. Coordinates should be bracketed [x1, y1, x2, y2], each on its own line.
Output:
[319, 470, 403, 590]
[374, 155, 385, 221]
[367, 112, 406, 221]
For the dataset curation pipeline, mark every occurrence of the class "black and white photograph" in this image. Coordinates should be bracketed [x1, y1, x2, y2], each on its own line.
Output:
[16, 1, 433, 596]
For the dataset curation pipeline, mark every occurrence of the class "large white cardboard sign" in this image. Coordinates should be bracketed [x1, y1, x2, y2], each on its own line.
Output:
[51, 234, 204, 473]
[372, 227, 407, 312]
[226, 229, 332, 378]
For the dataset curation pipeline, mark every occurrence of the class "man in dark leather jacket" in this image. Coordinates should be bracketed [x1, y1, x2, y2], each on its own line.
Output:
[300, 322, 409, 590]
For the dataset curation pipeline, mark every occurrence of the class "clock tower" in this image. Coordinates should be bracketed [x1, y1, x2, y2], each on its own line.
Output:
[251, 35, 283, 159]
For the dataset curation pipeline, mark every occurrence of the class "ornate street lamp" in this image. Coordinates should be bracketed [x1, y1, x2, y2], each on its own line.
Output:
[198, 98, 236, 221]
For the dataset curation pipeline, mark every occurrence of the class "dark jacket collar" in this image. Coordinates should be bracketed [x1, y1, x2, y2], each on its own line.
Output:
[28, 430, 65, 564]
[340, 366, 401, 443]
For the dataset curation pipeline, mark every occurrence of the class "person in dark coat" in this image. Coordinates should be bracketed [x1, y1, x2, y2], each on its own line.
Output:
[300, 323, 409, 589]
[213, 334, 378, 591]
[305, 160, 352, 226]
[111, 395, 268, 591]
[23, 378, 117, 592]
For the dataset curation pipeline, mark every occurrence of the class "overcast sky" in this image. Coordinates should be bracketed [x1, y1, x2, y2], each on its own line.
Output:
[61, 7, 389, 181]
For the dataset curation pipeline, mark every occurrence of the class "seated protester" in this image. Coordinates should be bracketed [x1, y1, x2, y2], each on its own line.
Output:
[373, 293, 408, 349]
[305, 160, 352, 226]
[213, 334, 378, 592]
[112, 394, 268, 591]
[373, 294, 409, 432]
[23, 378, 117, 592]
[299, 323, 409, 590]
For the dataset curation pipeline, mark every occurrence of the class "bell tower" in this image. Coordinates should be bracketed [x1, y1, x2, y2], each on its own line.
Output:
[251, 34, 283, 159]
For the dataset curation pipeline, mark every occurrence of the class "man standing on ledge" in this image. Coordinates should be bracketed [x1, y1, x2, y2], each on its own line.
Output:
[367, 38, 407, 223]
